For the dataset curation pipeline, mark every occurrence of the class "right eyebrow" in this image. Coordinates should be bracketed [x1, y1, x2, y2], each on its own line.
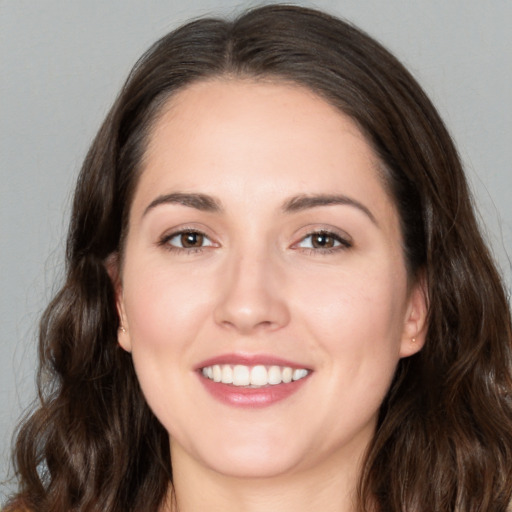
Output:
[142, 192, 223, 217]
[281, 193, 378, 226]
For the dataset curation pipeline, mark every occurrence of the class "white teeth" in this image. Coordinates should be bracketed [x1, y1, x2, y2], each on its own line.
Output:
[201, 364, 310, 387]
[221, 365, 233, 384]
[268, 365, 282, 385]
[250, 365, 268, 386]
[212, 365, 222, 383]
[233, 365, 250, 386]
[282, 367, 293, 383]
[293, 368, 308, 381]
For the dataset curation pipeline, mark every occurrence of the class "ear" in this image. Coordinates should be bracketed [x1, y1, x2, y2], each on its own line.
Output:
[105, 252, 132, 353]
[399, 273, 428, 358]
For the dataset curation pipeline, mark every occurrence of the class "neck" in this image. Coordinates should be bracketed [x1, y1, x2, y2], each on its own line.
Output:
[165, 441, 365, 512]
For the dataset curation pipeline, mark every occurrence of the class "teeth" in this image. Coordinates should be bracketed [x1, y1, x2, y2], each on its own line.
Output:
[293, 368, 308, 380]
[282, 367, 293, 383]
[268, 365, 282, 385]
[201, 364, 310, 387]
[233, 365, 250, 386]
[212, 365, 222, 383]
[221, 365, 233, 384]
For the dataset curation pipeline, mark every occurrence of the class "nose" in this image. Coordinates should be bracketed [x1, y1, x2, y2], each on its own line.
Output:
[213, 251, 290, 334]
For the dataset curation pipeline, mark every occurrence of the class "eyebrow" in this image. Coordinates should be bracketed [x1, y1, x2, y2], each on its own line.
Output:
[143, 191, 376, 225]
[143, 192, 223, 216]
[282, 194, 377, 225]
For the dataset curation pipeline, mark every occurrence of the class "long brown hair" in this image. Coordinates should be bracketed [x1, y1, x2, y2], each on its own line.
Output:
[6, 5, 512, 511]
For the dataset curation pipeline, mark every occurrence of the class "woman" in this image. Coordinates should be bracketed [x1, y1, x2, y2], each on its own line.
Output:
[5, 5, 512, 511]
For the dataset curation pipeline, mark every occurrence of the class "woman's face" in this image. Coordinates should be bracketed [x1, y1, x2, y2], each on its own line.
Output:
[115, 79, 427, 480]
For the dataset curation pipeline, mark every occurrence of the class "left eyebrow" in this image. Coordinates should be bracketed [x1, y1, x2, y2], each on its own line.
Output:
[281, 194, 378, 226]
[143, 192, 223, 217]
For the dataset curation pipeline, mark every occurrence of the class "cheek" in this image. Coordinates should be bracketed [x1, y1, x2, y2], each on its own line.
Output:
[120, 261, 212, 425]
[123, 259, 214, 351]
[293, 259, 408, 369]
[301, 263, 406, 325]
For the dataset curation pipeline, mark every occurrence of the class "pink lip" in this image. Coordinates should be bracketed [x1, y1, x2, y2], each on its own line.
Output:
[195, 353, 312, 408]
[199, 377, 309, 407]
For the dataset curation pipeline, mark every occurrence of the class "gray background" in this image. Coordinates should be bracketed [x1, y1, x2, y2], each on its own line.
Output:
[1, 0, 511, 498]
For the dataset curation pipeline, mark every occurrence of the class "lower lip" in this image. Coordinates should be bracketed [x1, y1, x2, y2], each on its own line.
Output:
[198, 373, 310, 408]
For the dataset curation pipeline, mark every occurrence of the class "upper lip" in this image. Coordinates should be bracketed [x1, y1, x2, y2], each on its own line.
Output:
[195, 353, 312, 371]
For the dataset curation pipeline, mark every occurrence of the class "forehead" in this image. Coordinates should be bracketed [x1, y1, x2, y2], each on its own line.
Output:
[148, 78, 372, 155]
[133, 78, 396, 223]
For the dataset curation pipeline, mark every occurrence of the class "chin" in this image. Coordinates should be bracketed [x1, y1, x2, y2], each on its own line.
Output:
[175, 428, 308, 480]
[204, 449, 301, 479]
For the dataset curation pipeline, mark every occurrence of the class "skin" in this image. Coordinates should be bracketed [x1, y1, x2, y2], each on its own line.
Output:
[113, 79, 427, 512]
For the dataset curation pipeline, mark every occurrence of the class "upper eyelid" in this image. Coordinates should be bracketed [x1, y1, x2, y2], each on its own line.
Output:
[159, 224, 216, 239]
[295, 232, 352, 249]
[301, 231, 347, 242]
[165, 228, 209, 239]
[158, 227, 216, 247]
[293, 226, 352, 243]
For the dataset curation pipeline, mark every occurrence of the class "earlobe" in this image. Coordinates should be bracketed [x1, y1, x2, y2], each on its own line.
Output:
[105, 252, 132, 353]
[117, 324, 132, 352]
[399, 275, 429, 358]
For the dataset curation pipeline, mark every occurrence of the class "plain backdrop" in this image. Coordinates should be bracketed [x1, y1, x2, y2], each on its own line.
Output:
[1, 0, 511, 498]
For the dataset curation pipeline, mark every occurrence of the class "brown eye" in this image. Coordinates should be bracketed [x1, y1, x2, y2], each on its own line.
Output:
[296, 230, 351, 251]
[164, 230, 214, 250]
[180, 232, 204, 248]
[311, 233, 336, 248]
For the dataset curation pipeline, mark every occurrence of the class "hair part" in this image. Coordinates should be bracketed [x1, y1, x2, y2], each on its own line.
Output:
[6, 5, 512, 511]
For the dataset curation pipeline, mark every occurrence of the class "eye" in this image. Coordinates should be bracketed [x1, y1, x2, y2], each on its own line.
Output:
[160, 230, 215, 251]
[295, 230, 351, 251]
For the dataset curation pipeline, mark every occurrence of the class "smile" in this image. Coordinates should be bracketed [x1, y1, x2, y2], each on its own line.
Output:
[201, 364, 310, 387]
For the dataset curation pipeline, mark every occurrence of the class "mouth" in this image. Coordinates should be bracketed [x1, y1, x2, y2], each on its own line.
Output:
[201, 364, 310, 388]
[196, 354, 313, 407]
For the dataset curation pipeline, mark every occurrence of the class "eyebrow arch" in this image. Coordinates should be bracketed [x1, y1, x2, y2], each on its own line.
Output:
[143, 192, 223, 216]
[282, 194, 377, 225]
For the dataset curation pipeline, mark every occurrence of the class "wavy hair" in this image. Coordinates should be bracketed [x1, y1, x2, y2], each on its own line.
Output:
[6, 5, 512, 511]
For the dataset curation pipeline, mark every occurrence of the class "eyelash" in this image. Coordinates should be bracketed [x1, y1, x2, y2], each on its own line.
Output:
[157, 229, 352, 255]
[158, 229, 215, 254]
[294, 230, 352, 255]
